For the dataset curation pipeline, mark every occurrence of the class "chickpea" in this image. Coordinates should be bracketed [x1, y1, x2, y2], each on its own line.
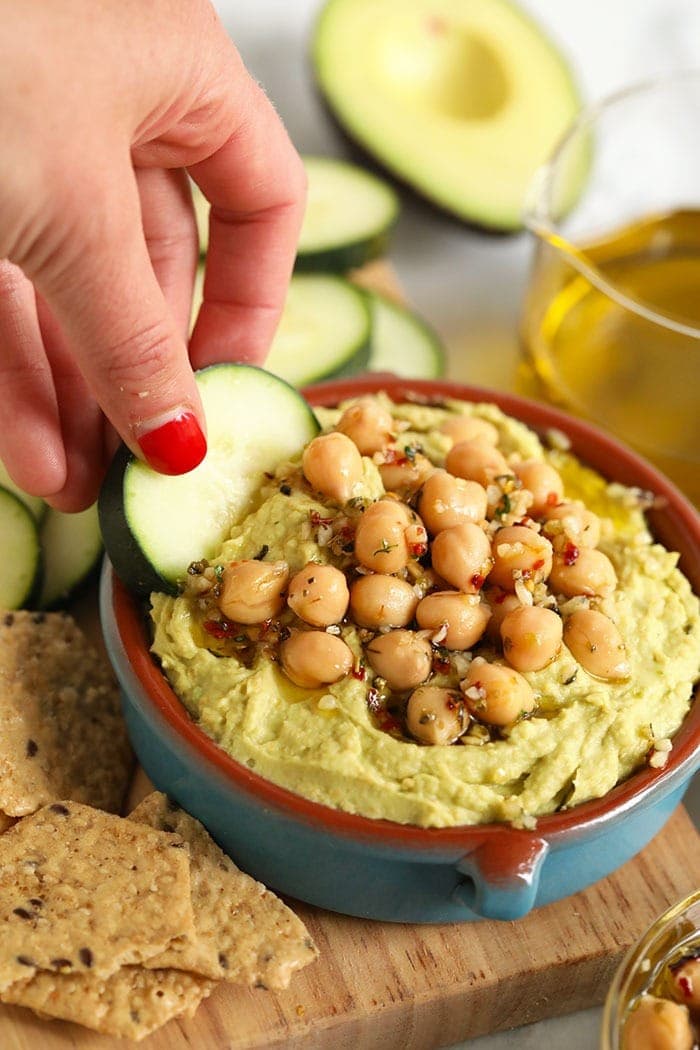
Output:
[287, 563, 349, 627]
[445, 439, 509, 488]
[440, 415, 499, 447]
[406, 686, 469, 745]
[416, 591, 491, 650]
[365, 630, 433, 691]
[622, 995, 694, 1050]
[218, 560, 289, 624]
[335, 397, 395, 455]
[489, 525, 553, 591]
[354, 499, 410, 573]
[563, 608, 630, 680]
[349, 574, 418, 629]
[500, 605, 563, 672]
[483, 587, 523, 640]
[513, 460, 564, 517]
[462, 656, 536, 727]
[541, 500, 601, 549]
[379, 450, 434, 496]
[302, 432, 363, 504]
[549, 547, 617, 598]
[279, 629, 353, 689]
[431, 522, 493, 593]
[669, 956, 700, 1011]
[418, 470, 488, 535]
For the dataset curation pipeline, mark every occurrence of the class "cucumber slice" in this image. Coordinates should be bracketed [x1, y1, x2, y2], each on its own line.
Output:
[99, 364, 320, 597]
[38, 504, 102, 609]
[365, 290, 446, 378]
[0, 487, 42, 609]
[191, 181, 209, 257]
[265, 274, 371, 386]
[295, 156, 399, 272]
[0, 461, 46, 523]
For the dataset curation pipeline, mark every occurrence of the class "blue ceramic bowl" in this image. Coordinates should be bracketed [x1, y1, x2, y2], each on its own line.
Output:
[100, 376, 700, 924]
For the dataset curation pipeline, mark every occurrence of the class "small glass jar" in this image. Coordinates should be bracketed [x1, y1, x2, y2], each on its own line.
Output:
[601, 889, 700, 1049]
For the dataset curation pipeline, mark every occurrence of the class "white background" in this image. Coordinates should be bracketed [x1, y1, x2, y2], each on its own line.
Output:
[213, 3, 700, 1046]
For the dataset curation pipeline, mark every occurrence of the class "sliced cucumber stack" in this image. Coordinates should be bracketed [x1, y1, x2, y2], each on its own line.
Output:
[365, 290, 446, 379]
[265, 274, 371, 386]
[39, 504, 103, 608]
[99, 364, 320, 597]
[0, 488, 42, 609]
[295, 156, 399, 272]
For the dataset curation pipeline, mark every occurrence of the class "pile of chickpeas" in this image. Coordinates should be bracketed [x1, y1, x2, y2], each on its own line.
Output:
[623, 951, 700, 1050]
[201, 397, 629, 747]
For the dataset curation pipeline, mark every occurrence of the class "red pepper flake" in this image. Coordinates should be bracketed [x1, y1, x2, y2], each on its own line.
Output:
[410, 542, 428, 558]
[378, 715, 403, 734]
[258, 618, 273, 638]
[563, 542, 580, 566]
[432, 653, 451, 675]
[494, 592, 507, 605]
[382, 447, 408, 466]
[546, 491, 560, 507]
[310, 511, 334, 527]
[203, 619, 236, 640]
[471, 573, 486, 590]
[351, 664, 366, 681]
[532, 558, 545, 571]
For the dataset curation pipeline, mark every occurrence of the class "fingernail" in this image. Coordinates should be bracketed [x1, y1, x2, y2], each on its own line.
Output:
[137, 411, 207, 475]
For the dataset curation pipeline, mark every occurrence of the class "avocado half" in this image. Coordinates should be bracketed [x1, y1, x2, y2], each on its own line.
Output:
[312, 0, 582, 231]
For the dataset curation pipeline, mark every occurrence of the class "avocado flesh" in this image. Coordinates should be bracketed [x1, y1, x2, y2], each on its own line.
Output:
[313, 0, 582, 231]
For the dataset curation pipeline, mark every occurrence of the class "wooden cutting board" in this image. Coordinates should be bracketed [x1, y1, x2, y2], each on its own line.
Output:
[1, 798, 698, 1050]
[2, 261, 699, 1047]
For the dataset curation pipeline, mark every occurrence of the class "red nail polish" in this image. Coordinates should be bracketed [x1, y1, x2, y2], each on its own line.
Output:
[137, 412, 207, 475]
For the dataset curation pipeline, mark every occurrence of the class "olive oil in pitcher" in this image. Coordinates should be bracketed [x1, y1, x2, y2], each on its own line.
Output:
[521, 209, 700, 503]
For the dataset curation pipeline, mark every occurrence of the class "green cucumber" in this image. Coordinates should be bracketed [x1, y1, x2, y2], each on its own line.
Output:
[265, 274, 371, 386]
[295, 156, 399, 272]
[365, 290, 446, 379]
[38, 504, 102, 609]
[0, 487, 42, 609]
[99, 364, 320, 597]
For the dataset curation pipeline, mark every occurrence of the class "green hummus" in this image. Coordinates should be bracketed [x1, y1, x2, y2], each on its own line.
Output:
[150, 396, 700, 828]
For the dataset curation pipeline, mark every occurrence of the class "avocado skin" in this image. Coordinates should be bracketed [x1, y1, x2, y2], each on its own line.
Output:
[311, 0, 582, 233]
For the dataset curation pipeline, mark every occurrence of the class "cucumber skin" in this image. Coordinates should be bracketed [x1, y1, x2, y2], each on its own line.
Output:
[98, 363, 322, 598]
[362, 289, 447, 379]
[98, 444, 177, 599]
[0, 486, 44, 609]
[294, 228, 395, 274]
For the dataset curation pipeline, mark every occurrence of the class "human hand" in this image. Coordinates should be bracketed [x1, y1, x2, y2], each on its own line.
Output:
[0, 0, 306, 511]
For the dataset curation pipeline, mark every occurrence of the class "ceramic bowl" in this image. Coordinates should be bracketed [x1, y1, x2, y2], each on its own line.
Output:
[100, 376, 700, 923]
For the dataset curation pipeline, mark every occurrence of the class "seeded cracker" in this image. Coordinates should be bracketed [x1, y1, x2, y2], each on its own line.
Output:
[130, 792, 319, 988]
[0, 802, 195, 993]
[0, 612, 132, 817]
[1, 966, 214, 1041]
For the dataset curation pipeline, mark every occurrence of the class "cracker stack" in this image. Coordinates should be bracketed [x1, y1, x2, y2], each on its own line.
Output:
[0, 612, 318, 1039]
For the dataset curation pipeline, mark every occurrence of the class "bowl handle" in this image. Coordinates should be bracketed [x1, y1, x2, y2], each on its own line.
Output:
[453, 833, 550, 920]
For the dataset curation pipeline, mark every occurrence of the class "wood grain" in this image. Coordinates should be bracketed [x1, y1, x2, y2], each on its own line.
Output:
[1, 806, 698, 1049]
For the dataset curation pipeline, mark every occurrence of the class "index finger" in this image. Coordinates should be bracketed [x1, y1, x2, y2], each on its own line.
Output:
[188, 78, 306, 369]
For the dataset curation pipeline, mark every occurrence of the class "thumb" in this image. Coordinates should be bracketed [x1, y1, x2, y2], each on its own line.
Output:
[28, 167, 207, 477]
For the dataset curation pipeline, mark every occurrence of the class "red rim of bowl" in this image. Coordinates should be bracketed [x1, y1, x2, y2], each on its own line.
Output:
[109, 376, 700, 850]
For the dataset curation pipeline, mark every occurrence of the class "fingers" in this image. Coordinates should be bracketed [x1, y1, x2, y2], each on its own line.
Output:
[24, 164, 207, 479]
[188, 78, 306, 369]
[136, 167, 199, 341]
[0, 261, 66, 496]
[35, 295, 108, 511]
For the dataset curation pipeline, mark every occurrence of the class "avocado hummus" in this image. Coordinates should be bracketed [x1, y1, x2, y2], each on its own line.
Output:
[150, 395, 700, 828]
